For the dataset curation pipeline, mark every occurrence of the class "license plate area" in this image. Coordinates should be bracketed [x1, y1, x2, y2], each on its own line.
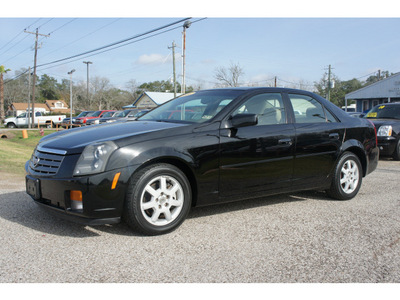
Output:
[26, 176, 41, 200]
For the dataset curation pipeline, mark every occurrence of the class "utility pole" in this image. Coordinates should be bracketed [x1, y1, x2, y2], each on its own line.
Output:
[325, 64, 334, 102]
[68, 69, 76, 127]
[83, 61, 92, 108]
[25, 29, 49, 127]
[28, 67, 31, 128]
[181, 21, 191, 94]
[274, 76, 277, 87]
[168, 42, 177, 97]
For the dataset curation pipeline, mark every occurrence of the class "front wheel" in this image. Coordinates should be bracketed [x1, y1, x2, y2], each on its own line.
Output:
[123, 163, 192, 235]
[326, 152, 362, 200]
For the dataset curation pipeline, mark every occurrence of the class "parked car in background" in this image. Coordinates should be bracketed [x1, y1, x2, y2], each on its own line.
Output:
[365, 103, 400, 160]
[124, 109, 150, 121]
[4, 111, 66, 128]
[75, 110, 115, 126]
[99, 109, 137, 124]
[26, 87, 378, 235]
[347, 112, 366, 118]
[61, 111, 94, 128]
[86, 111, 117, 125]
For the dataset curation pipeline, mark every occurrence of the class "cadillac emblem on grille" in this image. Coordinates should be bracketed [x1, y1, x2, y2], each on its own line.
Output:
[32, 156, 40, 168]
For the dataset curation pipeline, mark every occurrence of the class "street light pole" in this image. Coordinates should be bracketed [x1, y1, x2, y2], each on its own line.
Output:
[83, 61, 92, 108]
[181, 21, 191, 94]
[68, 69, 76, 127]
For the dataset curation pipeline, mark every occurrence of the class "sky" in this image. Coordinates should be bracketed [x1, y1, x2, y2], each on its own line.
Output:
[1, 1, 400, 92]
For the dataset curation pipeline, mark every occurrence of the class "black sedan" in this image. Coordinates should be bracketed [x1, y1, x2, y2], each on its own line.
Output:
[365, 102, 400, 160]
[25, 88, 379, 235]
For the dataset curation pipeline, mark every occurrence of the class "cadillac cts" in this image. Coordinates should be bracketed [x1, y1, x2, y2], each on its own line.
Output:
[26, 88, 379, 235]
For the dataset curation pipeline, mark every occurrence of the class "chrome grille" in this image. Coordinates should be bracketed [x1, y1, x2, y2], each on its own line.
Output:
[29, 149, 64, 175]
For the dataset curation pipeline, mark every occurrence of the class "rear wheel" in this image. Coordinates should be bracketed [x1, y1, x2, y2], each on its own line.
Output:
[326, 152, 362, 200]
[123, 163, 192, 235]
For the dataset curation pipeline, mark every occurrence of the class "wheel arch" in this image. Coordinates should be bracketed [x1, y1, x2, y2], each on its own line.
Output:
[129, 156, 199, 207]
[341, 140, 368, 177]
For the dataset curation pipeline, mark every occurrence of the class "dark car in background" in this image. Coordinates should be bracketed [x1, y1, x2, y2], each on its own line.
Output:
[25, 88, 378, 235]
[61, 111, 94, 128]
[365, 103, 400, 160]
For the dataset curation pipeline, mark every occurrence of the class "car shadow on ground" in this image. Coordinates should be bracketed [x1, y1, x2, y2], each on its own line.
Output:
[0, 188, 334, 238]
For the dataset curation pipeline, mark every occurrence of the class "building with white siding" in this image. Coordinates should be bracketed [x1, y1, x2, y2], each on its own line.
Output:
[345, 72, 400, 112]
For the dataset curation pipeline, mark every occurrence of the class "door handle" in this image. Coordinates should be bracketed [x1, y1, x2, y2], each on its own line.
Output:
[278, 138, 292, 146]
[329, 133, 340, 140]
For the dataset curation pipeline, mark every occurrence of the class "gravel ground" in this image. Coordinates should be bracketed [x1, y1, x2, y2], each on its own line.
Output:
[0, 159, 399, 283]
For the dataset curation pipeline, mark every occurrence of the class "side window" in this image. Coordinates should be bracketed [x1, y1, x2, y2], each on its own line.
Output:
[232, 93, 286, 125]
[289, 94, 336, 123]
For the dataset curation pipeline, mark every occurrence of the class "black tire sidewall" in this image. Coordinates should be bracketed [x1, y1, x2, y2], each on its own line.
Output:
[330, 152, 362, 200]
[127, 164, 192, 235]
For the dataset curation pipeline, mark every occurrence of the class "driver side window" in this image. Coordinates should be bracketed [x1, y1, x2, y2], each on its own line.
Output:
[232, 93, 286, 125]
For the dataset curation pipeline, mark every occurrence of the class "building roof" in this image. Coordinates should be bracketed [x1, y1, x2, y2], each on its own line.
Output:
[123, 91, 182, 109]
[9, 103, 49, 111]
[345, 72, 400, 100]
[45, 99, 69, 109]
[144, 92, 182, 105]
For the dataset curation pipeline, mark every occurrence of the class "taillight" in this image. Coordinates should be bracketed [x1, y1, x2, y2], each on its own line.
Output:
[367, 119, 378, 146]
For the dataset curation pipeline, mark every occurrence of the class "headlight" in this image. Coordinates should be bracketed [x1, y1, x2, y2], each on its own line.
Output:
[106, 120, 116, 123]
[73, 141, 118, 176]
[94, 119, 99, 124]
[377, 125, 392, 137]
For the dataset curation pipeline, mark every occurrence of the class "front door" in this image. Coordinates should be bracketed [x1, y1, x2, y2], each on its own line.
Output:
[219, 92, 295, 199]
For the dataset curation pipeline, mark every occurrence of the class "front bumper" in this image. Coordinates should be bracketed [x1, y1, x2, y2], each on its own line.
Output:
[25, 164, 135, 225]
[377, 136, 397, 156]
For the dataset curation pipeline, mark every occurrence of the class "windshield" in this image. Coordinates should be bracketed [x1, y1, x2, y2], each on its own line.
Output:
[102, 111, 115, 118]
[365, 104, 400, 120]
[116, 110, 130, 117]
[76, 111, 92, 118]
[88, 111, 102, 117]
[138, 90, 243, 123]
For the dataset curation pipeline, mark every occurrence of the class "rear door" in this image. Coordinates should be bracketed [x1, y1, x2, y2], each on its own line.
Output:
[287, 93, 345, 189]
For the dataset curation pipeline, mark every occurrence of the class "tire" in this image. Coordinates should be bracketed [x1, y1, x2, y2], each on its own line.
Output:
[326, 152, 362, 200]
[123, 163, 192, 235]
[392, 140, 400, 161]
[6, 123, 16, 128]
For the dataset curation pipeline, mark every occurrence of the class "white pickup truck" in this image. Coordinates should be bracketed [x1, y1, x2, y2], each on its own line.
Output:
[4, 111, 66, 128]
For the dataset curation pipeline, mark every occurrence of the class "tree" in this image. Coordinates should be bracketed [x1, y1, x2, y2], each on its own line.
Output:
[0, 65, 11, 122]
[138, 80, 194, 94]
[365, 70, 393, 86]
[214, 62, 244, 87]
[38, 74, 61, 101]
[314, 73, 363, 107]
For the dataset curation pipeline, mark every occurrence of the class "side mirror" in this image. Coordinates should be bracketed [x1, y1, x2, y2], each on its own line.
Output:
[230, 113, 258, 128]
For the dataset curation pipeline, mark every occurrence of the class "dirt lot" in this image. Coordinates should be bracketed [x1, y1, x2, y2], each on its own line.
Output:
[0, 159, 399, 283]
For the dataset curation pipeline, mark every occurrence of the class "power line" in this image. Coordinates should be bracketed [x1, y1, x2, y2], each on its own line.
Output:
[47, 18, 77, 35]
[36, 18, 192, 69]
[0, 18, 41, 52]
[38, 18, 121, 61]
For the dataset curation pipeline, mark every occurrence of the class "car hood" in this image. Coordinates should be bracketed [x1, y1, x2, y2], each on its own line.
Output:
[38, 121, 187, 155]
[369, 118, 400, 128]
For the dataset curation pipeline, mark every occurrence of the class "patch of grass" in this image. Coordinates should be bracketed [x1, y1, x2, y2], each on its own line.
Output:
[0, 129, 58, 176]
